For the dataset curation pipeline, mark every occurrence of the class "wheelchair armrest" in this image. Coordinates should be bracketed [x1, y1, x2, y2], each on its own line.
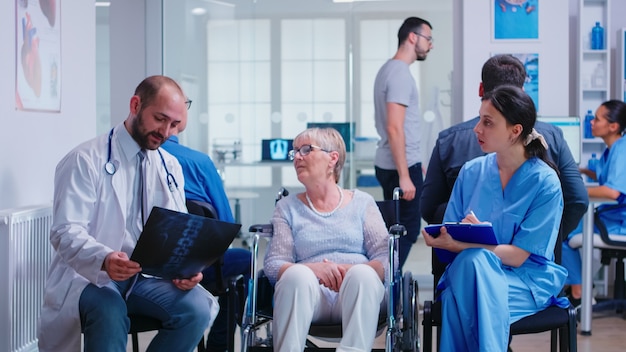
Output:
[594, 204, 626, 247]
[248, 223, 273, 233]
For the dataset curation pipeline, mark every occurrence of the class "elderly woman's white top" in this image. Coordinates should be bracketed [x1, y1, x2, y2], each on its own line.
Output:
[264, 189, 390, 286]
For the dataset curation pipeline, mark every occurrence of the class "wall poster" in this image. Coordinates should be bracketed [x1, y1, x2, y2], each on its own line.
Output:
[513, 53, 539, 111]
[493, 0, 539, 41]
[15, 0, 61, 112]
[491, 53, 539, 112]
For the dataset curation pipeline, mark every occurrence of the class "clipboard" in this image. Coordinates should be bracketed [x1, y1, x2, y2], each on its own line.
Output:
[130, 207, 241, 279]
[424, 223, 498, 263]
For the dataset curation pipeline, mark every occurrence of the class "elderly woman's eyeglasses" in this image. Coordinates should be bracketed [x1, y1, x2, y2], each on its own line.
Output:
[185, 99, 192, 110]
[288, 144, 330, 160]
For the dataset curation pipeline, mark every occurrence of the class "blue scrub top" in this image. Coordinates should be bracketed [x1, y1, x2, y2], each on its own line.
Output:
[596, 136, 626, 234]
[444, 153, 568, 309]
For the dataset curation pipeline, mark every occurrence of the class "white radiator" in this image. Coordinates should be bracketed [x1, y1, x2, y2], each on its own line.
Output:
[0, 204, 53, 352]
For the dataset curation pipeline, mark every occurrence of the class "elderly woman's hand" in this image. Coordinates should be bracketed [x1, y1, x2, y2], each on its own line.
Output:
[307, 260, 349, 292]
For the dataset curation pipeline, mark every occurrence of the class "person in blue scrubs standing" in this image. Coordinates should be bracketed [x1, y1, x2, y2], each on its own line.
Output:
[422, 85, 569, 351]
[561, 100, 626, 305]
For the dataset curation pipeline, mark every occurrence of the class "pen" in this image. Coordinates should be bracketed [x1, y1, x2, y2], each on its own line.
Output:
[469, 210, 476, 218]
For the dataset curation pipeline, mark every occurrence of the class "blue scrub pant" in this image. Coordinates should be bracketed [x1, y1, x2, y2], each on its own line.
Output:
[201, 247, 251, 351]
[375, 162, 423, 269]
[80, 274, 216, 352]
[438, 249, 545, 352]
[561, 221, 585, 285]
[561, 240, 582, 285]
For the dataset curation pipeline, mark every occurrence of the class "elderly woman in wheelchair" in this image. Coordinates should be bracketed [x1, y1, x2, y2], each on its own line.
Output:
[262, 127, 391, 352]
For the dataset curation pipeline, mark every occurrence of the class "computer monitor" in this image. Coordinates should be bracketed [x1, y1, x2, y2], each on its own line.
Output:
[261, 139, 294, 162]
[306, 122, 355, 152]
[537, 116, 581, 164]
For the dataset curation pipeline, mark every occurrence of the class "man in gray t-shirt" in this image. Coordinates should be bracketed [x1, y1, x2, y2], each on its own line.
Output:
[373, 16, 433, 268]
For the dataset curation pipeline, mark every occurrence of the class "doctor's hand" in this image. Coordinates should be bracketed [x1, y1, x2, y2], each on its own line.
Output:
[103, 251, 141, 281]
[172, 272, 203, 291]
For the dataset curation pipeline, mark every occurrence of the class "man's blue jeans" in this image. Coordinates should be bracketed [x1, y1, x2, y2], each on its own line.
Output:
[79, 274, 217, 352]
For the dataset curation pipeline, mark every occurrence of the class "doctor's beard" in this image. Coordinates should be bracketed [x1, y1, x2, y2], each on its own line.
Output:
[130, 109, 166, 150]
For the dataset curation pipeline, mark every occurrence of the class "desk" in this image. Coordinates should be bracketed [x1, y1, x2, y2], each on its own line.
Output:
[580, 196, 616, 335]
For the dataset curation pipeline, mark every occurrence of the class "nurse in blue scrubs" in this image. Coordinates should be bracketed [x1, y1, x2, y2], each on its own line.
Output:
[562, 100, 626, 304]
[422, 85, 570, 352]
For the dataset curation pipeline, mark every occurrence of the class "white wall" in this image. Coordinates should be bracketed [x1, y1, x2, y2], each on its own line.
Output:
[3, 0, 625, 212]
[109, 0, 153, 126]
[0, 0, 96, 211]
[458, 0, 570, 120]
[451, 0, 626, 124]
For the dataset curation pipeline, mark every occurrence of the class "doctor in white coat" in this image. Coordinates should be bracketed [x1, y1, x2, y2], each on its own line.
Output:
[38, 76, 218, 352]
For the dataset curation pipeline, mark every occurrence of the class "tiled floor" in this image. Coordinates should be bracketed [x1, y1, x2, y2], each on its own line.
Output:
[128, 235, 626, 351]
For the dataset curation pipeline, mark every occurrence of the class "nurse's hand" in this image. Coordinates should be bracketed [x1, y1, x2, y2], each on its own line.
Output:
[461, 211, 491, 226]
[103, 251, 142, 281]
[172, 272, 202, 291]
[462, 211, 480, 224]
[421, 226, 459, 252]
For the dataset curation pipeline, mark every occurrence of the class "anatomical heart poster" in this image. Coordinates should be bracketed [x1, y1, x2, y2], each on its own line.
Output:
[16, 0, 61, 112]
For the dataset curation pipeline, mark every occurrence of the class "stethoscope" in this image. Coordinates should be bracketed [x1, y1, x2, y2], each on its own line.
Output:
[105, 128, 180, 194]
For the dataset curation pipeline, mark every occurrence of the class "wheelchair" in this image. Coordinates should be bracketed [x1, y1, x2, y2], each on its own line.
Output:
[240, 187, 420, 351]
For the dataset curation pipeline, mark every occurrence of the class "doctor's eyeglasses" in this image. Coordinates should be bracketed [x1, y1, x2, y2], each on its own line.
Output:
[288, 144, 331, 160]
[185, 99, 193, 110]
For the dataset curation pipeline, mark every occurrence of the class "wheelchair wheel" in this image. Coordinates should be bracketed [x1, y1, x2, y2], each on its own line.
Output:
[401, 271, 420, 352]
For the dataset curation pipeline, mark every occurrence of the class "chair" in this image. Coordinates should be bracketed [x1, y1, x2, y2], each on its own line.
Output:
[568, 203, 626, 317]
[422, 227, 578, 352]
[240, 187, 420, 351]
[128, 199, 245, 352]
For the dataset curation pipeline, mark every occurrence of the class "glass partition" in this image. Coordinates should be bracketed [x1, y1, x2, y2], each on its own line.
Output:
[161, 0, 453, 228]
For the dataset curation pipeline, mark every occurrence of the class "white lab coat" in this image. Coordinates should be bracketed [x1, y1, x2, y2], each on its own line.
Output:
[37, 123, 192, 351]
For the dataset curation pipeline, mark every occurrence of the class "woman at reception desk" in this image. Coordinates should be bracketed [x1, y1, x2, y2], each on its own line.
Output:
[562, 100, 626, 308]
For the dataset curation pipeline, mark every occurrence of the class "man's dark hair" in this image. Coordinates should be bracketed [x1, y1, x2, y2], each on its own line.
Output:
[481, 54, 527, 94]
[134, 75, 184, 108]
[398, 17, 432, 48]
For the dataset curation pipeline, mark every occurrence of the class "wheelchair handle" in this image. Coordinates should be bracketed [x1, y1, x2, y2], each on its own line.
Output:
[248, 224, 273, 233]
[392, 187, 403, 201]
[389, 224, 406, 237]
[275, 187, 289, 204]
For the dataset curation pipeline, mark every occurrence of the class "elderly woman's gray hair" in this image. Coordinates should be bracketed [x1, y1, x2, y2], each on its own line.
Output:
[294, 127, 346, 183]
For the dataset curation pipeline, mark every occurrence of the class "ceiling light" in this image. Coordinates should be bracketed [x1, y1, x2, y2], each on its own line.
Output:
[333, 0, 390, 2]
[191, 7, 207, 15]
[203, 0, 235, 7]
